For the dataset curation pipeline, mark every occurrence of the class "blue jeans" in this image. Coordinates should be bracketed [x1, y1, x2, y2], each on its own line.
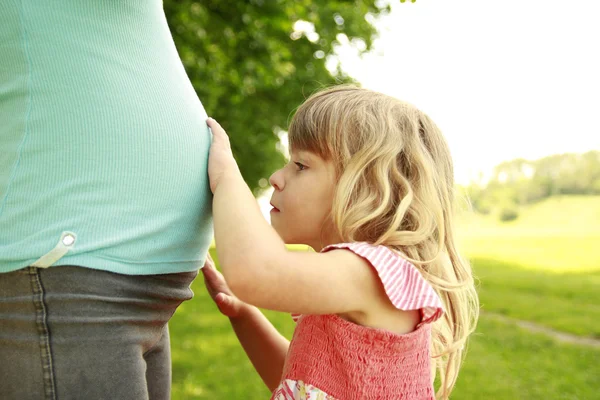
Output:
[0, 266, 197, 400]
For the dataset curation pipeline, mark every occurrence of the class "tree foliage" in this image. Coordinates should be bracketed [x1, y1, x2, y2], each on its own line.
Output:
[164, 1, 391, 193]
[464, 151, 600, 221]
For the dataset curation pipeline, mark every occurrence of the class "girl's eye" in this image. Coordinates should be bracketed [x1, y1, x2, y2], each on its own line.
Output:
[294, 162, 306, 171]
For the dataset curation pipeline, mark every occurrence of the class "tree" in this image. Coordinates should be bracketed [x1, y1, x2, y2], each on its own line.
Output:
[164, 1, 391, 194]
[463, 150, 600, 217]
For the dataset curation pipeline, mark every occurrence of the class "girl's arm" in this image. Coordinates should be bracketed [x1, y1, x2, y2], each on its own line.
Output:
[202, 258, 289, 391]
[207, 118, 390, 317]
[229, 306, 290, 392]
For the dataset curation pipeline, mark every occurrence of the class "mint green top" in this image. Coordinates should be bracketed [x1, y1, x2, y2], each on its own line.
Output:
[0, 0, 213, 274]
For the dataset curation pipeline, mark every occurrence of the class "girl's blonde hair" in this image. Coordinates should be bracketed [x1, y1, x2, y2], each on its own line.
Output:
[288, 85, 479, 399]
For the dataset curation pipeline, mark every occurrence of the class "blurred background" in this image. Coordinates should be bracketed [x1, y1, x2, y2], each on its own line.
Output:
[165, 0, 600, 398]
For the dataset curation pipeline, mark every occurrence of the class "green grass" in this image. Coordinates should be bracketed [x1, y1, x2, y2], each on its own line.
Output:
[504, 195, 600, 232]
[456, 195, 600, 235]
[459, 234, 600, 272]
[455, 196, 600, 336]
[471, 257, 600, 337]
[170, 249, 291, 399]
[169, 195, 600, 399]
[170, 250, 600, 399]
[457, 196, 600, 272]
[453, 316, 599, 400]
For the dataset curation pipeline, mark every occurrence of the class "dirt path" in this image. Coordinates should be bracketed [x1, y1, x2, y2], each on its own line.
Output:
[484, 312, 600, 349]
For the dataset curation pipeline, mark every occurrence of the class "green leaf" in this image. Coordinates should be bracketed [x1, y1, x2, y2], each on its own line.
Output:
[164, 1, 388, 194]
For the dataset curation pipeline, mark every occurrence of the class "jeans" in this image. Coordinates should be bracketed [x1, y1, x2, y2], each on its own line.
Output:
[0, 266, 198, 400]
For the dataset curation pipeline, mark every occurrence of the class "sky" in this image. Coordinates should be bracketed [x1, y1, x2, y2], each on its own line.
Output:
[333, 0, 600, 184]
[259, 0, 600, 218]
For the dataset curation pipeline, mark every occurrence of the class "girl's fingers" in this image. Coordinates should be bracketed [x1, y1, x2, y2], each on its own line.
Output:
[202, 263, 222, 285]
[215, 292, 227, 304]
[203, 253, 215, 268]
[201, 261, 233, 297]
[201, 265, 222, 293]
[201, 253, 240, 317]
[207, 118, 230, 147]
[215, 293, 240, 317]
[206, 117, 223, 134]
[201, 262, 215, 279]
[203, 259, 215, 272]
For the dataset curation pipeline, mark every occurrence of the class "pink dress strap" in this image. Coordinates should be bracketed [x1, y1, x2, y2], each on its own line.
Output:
[292, 242, 444, 325]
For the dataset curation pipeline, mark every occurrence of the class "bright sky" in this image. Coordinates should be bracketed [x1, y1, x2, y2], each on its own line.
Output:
[334, 0, 600, 184]
[259, 0, 600, 219]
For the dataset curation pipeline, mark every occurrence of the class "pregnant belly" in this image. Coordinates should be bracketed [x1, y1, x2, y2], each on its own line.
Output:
[2, 115, 213, 263]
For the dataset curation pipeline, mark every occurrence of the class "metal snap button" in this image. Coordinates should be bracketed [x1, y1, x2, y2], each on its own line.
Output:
[62, 234, 75, 246]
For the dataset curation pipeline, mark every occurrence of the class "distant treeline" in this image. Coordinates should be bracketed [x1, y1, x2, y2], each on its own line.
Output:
[462, 150, 600, 221]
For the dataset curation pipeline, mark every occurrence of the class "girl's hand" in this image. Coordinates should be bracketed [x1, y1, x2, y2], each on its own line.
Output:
[202, 253, 249, 318]
[206, 117, 240, 193]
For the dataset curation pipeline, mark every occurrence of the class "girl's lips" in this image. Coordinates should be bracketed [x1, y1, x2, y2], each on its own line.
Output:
[270, 203, 280, 212]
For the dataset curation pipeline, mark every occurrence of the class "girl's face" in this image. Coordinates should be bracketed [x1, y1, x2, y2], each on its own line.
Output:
[269, 150, 338, 250]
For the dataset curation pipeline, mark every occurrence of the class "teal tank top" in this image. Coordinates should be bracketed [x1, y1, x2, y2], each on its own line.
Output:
[0, 0, 213, 274]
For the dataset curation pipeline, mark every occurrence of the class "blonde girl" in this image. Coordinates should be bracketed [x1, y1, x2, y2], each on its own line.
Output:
[203, 85, 479, 399]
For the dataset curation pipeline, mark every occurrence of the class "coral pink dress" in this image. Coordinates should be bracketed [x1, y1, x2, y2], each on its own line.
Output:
[271, 242, 444, 400]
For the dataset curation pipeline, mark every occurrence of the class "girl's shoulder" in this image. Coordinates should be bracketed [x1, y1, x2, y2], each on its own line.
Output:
[320, 242, 444, 325]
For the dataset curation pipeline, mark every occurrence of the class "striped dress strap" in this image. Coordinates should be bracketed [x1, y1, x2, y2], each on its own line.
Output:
[292, 242, 444, 324]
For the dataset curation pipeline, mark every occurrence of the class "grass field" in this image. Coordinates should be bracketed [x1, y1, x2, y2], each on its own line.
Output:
[169, 195, 600, 399]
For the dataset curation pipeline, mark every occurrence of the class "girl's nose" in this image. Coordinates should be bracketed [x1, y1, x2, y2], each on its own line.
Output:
[269, 168, 285, 191]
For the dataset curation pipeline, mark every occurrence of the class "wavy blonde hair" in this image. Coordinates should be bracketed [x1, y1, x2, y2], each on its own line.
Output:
[288, 85, 479, 399]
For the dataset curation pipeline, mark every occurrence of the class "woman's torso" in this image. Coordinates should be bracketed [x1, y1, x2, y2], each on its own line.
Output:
[0, 0, 213, 274]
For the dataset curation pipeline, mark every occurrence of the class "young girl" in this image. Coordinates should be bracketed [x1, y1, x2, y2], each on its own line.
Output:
[203, 85, 479, 399]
